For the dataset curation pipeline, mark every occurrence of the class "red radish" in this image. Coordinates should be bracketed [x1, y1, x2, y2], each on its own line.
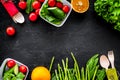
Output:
[62, 5, 70, 13]
[7, 60, 16, 68]
[35, 9, 40, 15]
[32, 1, 41, 10]
[6, 26, 16, 36]
[18, 1, 27, 10]
[39, 0, 45, 3]
[48, 0, 56, 7]
[19, 65, 27, 73]
[29, 12, 38, 21]
[56, 1, 63, 9]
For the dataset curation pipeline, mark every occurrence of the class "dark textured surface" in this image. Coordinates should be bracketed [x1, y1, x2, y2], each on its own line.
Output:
[0, 0, 120, 79]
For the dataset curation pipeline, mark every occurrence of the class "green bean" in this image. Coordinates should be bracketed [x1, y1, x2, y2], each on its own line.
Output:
[85, 66, 87, 80]
[92, 65, 99, 80]
[71, 52, 81, 80]
[58, 64, 62, 80]
[81, 67, 85, 80]
[49, 56, 55, 72]
[26, 0, 34, 14]
[62, 59, 68, 80]
[66, 58, 68, 70]
[87, 65, 90, 80]
[55, 69, 59, 80]
[60, 66, 64, 80]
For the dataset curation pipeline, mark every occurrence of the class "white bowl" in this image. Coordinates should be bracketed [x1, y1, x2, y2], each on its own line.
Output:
[40, 0, 72, 27]
[0, 58, 29, 80]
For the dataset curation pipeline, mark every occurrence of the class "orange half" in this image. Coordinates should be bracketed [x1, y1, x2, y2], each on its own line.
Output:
[71, 0, 89, 13]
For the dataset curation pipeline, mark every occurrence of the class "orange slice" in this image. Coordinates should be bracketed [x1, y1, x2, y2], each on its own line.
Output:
[71, 0, 89, 13]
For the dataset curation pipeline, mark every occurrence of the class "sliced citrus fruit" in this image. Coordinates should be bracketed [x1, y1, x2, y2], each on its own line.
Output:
[71, 0, 89, 13]
[14, 64, 19, 75]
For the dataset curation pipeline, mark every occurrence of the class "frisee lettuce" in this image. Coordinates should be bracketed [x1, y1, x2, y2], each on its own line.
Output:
[94, 0, 120, 31]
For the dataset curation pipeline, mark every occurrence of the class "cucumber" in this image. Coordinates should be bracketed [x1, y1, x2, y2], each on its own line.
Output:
[14, 64, 18, 75]
[47, 7, 66, 20]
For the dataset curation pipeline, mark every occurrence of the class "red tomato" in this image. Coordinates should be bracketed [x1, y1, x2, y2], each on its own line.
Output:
[35, 9, 40, 15]
[48, 0, 56, 7]
[7, 60, 16, 68]
[6, 26, 16, 36]
[62, 5, 70, 13]
[38, 0, 45, 3]
[19, 65, 27, 73]
[56, 1, 63, 9]
[29, 12, 38, 21]
[18, 1, 27, 10]
[32, 1, 41, 10]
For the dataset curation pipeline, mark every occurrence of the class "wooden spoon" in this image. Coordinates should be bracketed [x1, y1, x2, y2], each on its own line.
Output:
[100, 55, 110, 69]
[71, 0, 89, 13]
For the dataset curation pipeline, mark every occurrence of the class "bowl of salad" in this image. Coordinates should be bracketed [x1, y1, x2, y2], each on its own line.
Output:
[0, 58, 29, 80]
[40, 0, 72, 27]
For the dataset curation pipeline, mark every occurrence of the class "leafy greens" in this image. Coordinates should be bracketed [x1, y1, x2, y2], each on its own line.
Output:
[49, 53, 106, 80]
[94, 0, 120, 31]
[40, 4, 66, 25]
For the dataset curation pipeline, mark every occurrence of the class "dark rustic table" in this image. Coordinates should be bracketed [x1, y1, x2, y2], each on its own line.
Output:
[0, 0, 120, 79]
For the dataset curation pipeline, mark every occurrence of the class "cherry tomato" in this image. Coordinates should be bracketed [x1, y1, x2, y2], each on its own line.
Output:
[6, 26, 16, 36]
[38, 0, 45, 3]
[7, 60, 16, 68]
[29, 12, 38, 21]
[18, 1, 27, 10]
[62, 5, 70, 13]
[19, 65, 27, 73]
[48, 0, 56, 7]
[56, 1, 63, 9]
[32, 1, 41, 10]
[35, 9, 40, 15]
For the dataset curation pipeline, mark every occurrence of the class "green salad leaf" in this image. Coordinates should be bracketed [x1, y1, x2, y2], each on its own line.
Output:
[3, 64, 25, 80]
[40, 3, 66, 25]
[94, 0, 120, 31]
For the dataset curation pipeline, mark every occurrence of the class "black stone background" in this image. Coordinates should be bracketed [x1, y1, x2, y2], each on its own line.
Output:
[0, 0, 120, 79]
